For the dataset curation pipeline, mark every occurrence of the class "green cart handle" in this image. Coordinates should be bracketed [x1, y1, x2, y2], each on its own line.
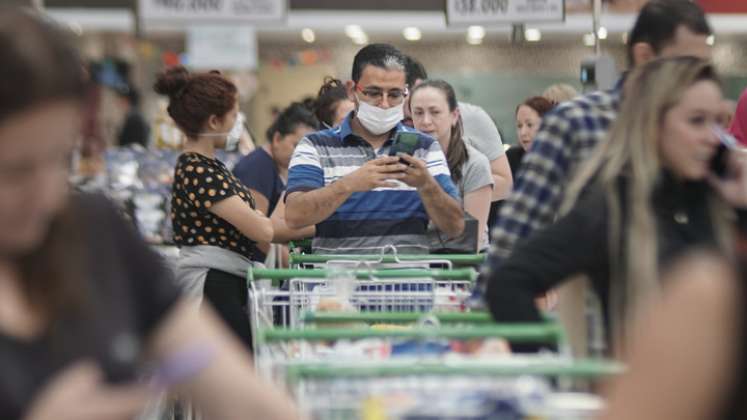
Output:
[301, 311, 494, 325]
[289, 253, 486, 267]
[247, 267, 477, 287]
[285, 359, 625, 383]
[257, 323, 564, 345]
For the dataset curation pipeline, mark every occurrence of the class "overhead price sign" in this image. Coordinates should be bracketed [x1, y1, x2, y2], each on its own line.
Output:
[139, 0, 286, 23]
[447, 0, 565, 24]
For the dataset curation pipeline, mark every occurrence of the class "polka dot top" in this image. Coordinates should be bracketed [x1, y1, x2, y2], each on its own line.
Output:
[171, 152, 259, 260]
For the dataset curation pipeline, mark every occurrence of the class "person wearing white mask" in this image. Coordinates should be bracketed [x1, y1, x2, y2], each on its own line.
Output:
[285, 43, 464, 254]
[155, 66, 272, 353]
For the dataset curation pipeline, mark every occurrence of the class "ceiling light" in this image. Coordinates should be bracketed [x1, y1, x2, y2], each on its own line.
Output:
[524, 28, 541, 42]
[583, 33, 596, 47]
[597, 27, 608, 40]
[345, 24, 365, 39]
[68, 22, 83, 36]
[467, 25, 486, 39]
[403, 27, 422, 42]
[466, 35, 483, 45]
[706, 35, 715, 46]
[301, 28, 315, 43]
[352, 33, 369, 45]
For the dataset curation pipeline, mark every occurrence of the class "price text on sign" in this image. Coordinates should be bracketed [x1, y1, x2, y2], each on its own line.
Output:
[446, 0, 565, 24]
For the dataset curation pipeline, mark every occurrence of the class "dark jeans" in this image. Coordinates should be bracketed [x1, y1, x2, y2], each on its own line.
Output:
[202, 269, 253, 353]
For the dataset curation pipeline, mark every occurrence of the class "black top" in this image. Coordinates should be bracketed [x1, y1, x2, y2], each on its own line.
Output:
[505, 145, 526, 176]
[486, 172, 726, 334]
[0, 194, 180, 419]
[171, 152, 259, 260]
[233, 147, 284, 217]
[117, 110, 150, 147]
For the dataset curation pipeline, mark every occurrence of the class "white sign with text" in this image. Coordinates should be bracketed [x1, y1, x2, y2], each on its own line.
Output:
[187, 25, 257, 70]
[447, 0, 565, 24]
[139, 0, 286, 23]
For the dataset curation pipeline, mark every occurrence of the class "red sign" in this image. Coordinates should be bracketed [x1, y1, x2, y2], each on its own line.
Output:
[697, 0, 747, 13]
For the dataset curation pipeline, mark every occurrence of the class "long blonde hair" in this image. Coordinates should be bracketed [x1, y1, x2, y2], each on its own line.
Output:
[561, 57, 728, 343]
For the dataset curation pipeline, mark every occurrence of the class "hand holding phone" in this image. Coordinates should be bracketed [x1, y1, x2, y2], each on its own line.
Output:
[710, 126, 738, 178]
[389, 132, 419, 164]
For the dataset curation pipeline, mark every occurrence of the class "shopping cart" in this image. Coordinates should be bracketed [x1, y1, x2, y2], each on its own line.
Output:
[255, 321, 623, 419]
[246, 267, 477, 346]
[288, 244, 487, 270]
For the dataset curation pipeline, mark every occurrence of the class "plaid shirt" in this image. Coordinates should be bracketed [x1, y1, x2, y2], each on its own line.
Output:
[486, 83, 623, 267]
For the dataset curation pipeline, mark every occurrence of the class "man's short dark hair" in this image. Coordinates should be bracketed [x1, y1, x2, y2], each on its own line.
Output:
[404, 55, 428, 88]
[351, 43, 406, 83]
[627, 0, 711, 66]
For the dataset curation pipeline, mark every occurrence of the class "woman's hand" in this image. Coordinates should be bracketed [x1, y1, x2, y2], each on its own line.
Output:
[708, 150, 747, 208]
[23, 361, 151, 420]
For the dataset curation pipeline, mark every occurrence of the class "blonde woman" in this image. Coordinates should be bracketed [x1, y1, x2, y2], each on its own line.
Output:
[485, 57, 747, 352]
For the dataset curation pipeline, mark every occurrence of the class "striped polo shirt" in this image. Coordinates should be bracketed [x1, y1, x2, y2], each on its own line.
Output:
[286, 114, 459, 254]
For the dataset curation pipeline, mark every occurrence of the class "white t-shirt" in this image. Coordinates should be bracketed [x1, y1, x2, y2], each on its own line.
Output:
[459, 101, 505, 162]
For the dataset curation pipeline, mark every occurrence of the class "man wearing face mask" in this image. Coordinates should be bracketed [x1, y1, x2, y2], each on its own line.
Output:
[285, 44, 464, 254]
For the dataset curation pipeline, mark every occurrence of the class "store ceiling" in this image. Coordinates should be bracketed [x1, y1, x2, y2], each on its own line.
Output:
[40, 0, 444, 10]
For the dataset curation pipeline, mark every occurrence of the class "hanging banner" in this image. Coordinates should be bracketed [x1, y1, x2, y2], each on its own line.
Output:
[187, 25, 257, 70]
[447, 0, 565, 24]
[139, 0, 286, 23]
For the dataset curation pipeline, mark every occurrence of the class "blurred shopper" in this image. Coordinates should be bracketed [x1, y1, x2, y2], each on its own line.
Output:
[116, 87, 149, 147]
[507, 96, 555, 175]
[410, 79, 493, 252]
[0, 8, 298, 420]
[730, 88, 747, 145]
[233, 102, 318, 261]
[285, 43, 464, 254]
[599, 250, 747, 420]
[314, 76, 355, 128]
[542, 83, 579, 105]
[487, 0, 712, 266]
[156, 66, 273, 352]
[487, 57, 745, 354]
[403, 55, 513, 202]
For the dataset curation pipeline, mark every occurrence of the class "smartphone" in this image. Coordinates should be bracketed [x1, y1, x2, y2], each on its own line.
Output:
[389, 132, 419, 163]
[711, 126, 738, 178]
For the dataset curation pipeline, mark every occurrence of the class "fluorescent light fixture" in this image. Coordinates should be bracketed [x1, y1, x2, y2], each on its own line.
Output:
[597, 27, 608, 40]
[707, 34, 715, 46]
[524, 28, 541, 42]
[467, 25, 486, 39]
[466, 35, 483, 45]
[352, 33, 369, 45]
[583, 32, 596, 47]
[403, 26, 422, 41]
[301, 28, 315, 43]
[345, 24, 365, 39]
[68, 21, 83, 36]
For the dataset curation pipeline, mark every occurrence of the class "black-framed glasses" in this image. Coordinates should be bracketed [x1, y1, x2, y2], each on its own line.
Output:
[355, 84, 409, 106]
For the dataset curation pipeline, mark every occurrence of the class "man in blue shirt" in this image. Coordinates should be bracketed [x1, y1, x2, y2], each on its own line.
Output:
[285, 43, 464, 254]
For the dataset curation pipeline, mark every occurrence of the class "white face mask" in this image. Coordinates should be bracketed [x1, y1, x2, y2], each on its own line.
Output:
[225, 113, 245, 152]
[355, 98, 404, 135]
[198, 113, 244, 151]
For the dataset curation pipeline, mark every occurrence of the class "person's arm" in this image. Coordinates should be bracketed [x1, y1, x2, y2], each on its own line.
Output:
[485, 189, 607, 325]
[489, 154, 513, 201]
[285, 156, 406, 229]
[464, 185, 492, 248]
[398, 153, 464, 238]
[487, 110, 573, 261]
[209, 196, 273, 244]
[600, 253, 739, 420]
[148, 300, 301, 420]
[270, 193, 315, 243]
